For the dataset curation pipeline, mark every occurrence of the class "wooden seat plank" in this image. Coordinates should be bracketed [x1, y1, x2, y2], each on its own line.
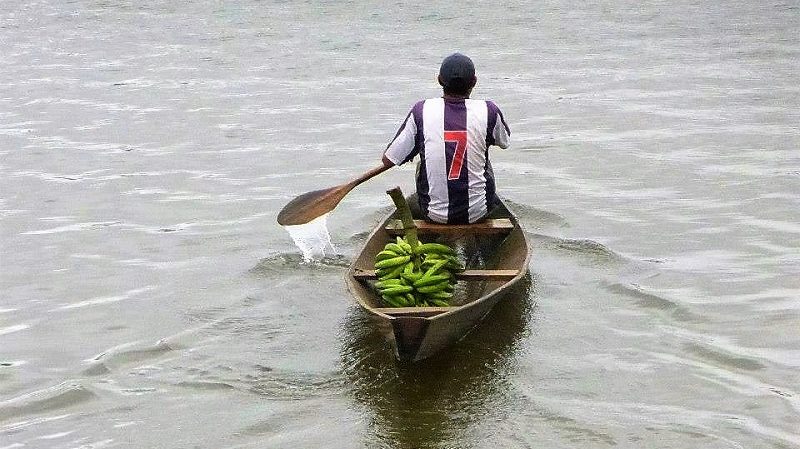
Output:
[385, 219, 513, 235]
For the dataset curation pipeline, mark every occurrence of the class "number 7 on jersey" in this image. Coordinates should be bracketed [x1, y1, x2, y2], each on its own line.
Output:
[444, 130, 468, 180]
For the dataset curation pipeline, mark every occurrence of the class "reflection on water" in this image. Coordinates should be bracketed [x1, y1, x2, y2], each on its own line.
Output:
[339, 275, 535, 449]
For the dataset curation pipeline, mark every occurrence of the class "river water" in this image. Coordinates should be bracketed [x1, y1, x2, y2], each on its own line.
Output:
[1, 1, 798, 448]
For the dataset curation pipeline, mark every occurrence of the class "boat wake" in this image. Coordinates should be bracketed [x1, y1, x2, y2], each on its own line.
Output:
[530, 233, 631, 264]
[249, 253, 351, 276]
[502, 199, 569, 229]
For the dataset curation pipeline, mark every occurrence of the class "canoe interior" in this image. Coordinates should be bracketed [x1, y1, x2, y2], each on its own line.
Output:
[348, 197, 529, 316]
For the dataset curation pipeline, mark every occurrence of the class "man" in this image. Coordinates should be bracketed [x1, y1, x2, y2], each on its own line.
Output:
[382, 53, 511, 224]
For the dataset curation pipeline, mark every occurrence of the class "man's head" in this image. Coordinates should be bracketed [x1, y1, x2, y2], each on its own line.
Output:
[438, 53, 476, 97]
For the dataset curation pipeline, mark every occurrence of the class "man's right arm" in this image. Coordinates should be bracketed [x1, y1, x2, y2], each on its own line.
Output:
[487, 101, 511, 149]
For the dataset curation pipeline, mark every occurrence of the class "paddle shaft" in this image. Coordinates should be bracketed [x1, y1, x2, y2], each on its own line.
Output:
[348, 163, 392, 191]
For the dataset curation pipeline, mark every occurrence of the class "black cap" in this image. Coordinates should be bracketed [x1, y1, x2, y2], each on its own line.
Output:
[438, 53, 475, 92]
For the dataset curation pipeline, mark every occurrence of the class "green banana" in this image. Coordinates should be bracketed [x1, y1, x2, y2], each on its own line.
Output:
[445, 256, 464, 272]
[397, 237, 413, 254]
[421, 261, 439, 268]
[397, 294, 413, 306]
[375, 279, 403, 289]
[401, 270, 423, 283]
[374, 255, 411, 269]
[421, 260, 448, 278]
[413, 274, 451, 287]
[381, 294, 404, 307]
[425, 291, 453, 300]
[423, 254, 445, 262]
[414, 243, 457, 256]
[375, 249, 401, 261]
[378, 264, 405, 281]
[416, 282, 450, 294]
[384, 243, 407, 255]
[380, 285, 414, 295]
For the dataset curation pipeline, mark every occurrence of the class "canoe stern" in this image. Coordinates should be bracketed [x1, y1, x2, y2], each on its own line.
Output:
[389, 316, 430, 361]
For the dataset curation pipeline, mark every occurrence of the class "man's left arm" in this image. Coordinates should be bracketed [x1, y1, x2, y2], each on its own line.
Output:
[383, 104, 421, 165]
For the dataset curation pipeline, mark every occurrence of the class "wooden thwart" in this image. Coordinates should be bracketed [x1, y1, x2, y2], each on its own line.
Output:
[455, 269, 520, 280]
[353, 269, 519, 281]
[385, 218, 513, 235]
[372, 307, 453, 317]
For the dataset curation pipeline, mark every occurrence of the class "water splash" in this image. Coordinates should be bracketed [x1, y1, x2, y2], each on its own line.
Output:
[282, 214, 337, 262]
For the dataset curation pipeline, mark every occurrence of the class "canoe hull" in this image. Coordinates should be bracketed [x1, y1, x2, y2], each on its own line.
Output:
[345, 197, 530, 362]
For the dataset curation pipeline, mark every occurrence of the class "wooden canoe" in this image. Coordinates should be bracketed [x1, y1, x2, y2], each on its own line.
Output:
[345, 196, 531, 362]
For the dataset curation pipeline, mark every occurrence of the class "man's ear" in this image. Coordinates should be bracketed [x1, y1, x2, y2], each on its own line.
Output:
[438, 74, 445, 87]
[469, 76, 477, 89]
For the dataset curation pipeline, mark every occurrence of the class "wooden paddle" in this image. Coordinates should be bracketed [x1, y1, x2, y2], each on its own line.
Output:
[276, 163, 392, 226]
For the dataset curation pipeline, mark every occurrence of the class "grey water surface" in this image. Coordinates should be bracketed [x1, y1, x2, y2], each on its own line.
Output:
[1, 1, 799, 448]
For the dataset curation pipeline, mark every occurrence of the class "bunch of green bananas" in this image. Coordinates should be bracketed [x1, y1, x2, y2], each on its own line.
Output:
[373, 236, 464, 307]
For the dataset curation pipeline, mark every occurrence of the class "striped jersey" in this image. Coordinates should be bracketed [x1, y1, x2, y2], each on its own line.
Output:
[384, 98, 511, 224]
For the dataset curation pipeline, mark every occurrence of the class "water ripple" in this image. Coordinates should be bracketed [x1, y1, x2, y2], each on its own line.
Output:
[50, 286, 156, 311]
[0, 382, 97, 423]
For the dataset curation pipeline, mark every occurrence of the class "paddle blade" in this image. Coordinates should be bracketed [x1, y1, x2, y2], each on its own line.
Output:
[276, 185, 350, 226]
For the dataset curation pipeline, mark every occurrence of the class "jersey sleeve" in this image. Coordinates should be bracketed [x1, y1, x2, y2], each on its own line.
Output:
[384, 103, 421, 166]
[486, 101, 511, 149]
